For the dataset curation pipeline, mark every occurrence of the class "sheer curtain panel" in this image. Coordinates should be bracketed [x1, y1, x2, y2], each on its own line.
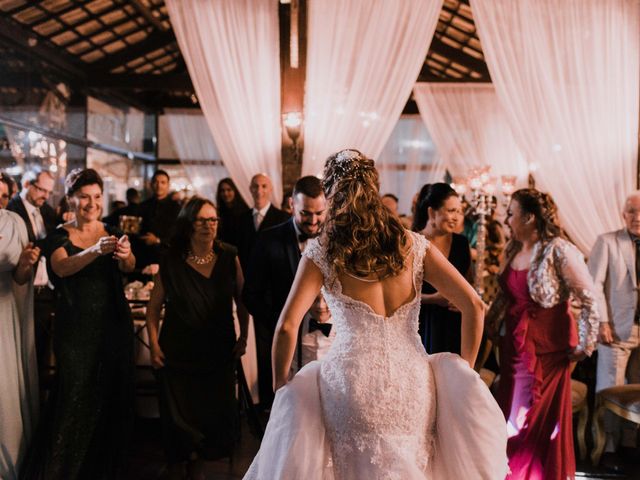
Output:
[164, 109, 231, 202]
[377, 115, 443, 216]
[413, 83, 528, 183]
[302, 0, 444, 176]
[166, 0, 282, 204]
[470, 0, 640, 253]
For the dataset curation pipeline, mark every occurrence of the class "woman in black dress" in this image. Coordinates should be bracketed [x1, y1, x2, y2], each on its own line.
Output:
[417, 183, 472, 354]
[146, 196, 249, 480]
[216, 177, 249, 246]
[23, 168, 135, 479]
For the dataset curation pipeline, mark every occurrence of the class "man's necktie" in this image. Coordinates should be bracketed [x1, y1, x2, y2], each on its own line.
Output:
[309, 318, 332, 337]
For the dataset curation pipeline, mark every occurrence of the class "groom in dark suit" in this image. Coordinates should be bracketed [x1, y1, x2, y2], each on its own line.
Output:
[243, 176, 327, 409]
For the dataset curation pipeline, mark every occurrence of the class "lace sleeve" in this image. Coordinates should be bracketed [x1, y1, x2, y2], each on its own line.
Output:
[409, 231, 430, 282]
[302, 238, 331, 280]
[554, 240, 599, 355]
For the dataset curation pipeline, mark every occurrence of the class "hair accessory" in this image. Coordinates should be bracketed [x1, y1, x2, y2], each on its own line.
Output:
[332, 149, 370, 180]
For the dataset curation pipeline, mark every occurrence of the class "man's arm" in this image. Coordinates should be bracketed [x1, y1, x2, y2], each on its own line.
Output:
[587, 235, 613, 344]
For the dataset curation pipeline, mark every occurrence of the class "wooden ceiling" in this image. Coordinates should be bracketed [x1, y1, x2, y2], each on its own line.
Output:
[0, 0, 489, 112]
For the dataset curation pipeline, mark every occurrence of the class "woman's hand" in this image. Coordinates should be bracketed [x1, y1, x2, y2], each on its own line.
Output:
[92, 235, 118, 255]
[150, 343, 165, 369]
[113, 235, 131, 260]
[568, 346, 587, 362]
[18, 242, 40, 268]
[232, 337, 247, 359]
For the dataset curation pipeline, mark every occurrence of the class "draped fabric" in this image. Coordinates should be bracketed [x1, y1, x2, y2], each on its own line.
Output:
[164, 109, 231, 202]
[301, 0, 444, 176]
[166, 0, 282, 205]
[413, 83, 528, 184]
[470, 0, 640, 253]
[377, 115, 443, 216]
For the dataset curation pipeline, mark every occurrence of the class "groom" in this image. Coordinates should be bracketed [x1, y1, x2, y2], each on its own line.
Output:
[243, 176, 329, 409]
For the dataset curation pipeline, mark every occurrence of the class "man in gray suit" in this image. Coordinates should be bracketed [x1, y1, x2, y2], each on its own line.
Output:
[588, 191, 640, 462]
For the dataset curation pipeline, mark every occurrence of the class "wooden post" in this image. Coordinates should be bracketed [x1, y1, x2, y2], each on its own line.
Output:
[279, 0, 306, 199]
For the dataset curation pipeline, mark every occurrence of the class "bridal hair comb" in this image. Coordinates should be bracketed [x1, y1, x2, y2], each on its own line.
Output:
[332, 149, 371, 179]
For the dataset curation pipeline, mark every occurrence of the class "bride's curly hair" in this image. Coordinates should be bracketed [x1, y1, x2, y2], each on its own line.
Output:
[322, 149, 408, 279]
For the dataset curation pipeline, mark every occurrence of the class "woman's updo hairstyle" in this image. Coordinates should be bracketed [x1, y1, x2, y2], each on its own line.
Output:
[65, 168, 103, 197]
[511, 188, 563, 243]
[414, 183, 458, 231]
[322, 149, 408, 279]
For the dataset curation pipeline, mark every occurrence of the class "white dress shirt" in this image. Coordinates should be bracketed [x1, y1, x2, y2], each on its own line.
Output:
[252, 203, 271, 231]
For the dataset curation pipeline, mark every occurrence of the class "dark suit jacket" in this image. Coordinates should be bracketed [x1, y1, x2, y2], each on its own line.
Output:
[237, 204, 290, 273]
[7, 195, 57, 246]
[242, 218, 300, 332]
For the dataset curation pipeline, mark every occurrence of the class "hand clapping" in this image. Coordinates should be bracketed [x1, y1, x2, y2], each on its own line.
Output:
[113, 235, 131, 260]
[93, 235, 118, 256]
[18, 242, 40, 268]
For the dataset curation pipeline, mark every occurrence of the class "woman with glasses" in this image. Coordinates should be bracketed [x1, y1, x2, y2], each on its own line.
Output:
[146, 196, 249, 479]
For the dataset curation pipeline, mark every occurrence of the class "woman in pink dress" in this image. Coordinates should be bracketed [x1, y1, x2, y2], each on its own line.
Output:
[487, 188, 599, 480]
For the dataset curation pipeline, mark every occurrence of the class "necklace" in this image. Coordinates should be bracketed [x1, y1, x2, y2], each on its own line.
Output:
[187, 249, 215, 265]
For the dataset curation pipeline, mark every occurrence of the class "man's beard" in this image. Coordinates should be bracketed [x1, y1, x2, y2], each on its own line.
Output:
[296, 221, 322, 239]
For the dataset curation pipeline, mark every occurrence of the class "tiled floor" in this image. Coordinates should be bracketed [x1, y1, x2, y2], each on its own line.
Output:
[124, 413, 640, 480]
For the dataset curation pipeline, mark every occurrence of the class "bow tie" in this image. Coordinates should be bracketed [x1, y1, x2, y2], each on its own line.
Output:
[298, 232, 310, 243]
[309, 318, 332, 337]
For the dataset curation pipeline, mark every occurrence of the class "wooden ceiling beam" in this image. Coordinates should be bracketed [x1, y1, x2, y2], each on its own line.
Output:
[428, 36, 490, 78]
[0, 16, 87, 81]
[89, 30, 176, 72]
[87, 72, 192, 90]
[129, 0, 167, 32]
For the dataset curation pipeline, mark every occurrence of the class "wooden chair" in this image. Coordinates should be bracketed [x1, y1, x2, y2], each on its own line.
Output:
[570, 378, 589, 460]
[591, 384, 640, 465]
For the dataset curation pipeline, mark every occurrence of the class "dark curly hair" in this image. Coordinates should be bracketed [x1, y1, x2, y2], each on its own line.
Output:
[322, 149, 408, 279]
[505, 188, 564, 259]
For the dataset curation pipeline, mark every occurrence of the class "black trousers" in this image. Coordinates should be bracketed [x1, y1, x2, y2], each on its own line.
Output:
[34, 286, 55, 373]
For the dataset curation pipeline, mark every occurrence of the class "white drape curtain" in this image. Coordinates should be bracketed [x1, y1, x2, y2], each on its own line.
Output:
[166, 0, 282, 204]
[302, 0, 444, 176]
[377, 115, 443, 215]
[470, 0, 640, 253]
[164, 109, 230, 202]
[413, 83, 528, 184]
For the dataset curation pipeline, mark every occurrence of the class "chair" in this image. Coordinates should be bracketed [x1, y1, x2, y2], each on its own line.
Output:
[591, 384, 640, 466]
[571, 378, 589, 460]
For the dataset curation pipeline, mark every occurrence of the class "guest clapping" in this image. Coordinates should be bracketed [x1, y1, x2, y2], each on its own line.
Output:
[22, 168, 135, 480]
[146, 196, 249, 479]
[486, 188, 598, 480]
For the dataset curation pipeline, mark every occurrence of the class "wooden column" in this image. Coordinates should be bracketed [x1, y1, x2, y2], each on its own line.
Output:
[279, 0, 307, 197]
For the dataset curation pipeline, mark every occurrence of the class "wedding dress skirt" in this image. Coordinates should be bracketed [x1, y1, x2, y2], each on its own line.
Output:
[244, 233, 508, 479]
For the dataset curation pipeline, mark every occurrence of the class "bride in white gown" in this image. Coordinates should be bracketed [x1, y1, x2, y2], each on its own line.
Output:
[244, 149, 508, 479]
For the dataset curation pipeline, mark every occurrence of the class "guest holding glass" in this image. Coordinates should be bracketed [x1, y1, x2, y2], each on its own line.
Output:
[417, 183, 471, 353]
[486, 188, 598, 480]
[215, 177, 249, 246]
[22, 168, 135, 480]
[0, 174, 39, 480]
[146, 196, 249, 479]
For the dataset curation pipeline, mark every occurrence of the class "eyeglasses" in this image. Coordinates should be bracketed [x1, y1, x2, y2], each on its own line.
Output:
[194, 217, 219, 226]
[32, 182, 53, 196]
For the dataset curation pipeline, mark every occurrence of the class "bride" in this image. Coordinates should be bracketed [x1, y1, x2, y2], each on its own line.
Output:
[244, 149, 508, 479]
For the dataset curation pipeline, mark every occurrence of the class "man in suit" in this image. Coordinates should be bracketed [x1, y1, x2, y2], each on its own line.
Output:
[136, 170, 180, 268]
[588, 191, 640, 467]
[236, 173, 290, 272]
[243, 176, 330, 409]
[7, 168, 58, 375]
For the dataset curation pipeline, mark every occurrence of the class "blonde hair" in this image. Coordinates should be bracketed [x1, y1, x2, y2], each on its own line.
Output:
[322, 149, 408, 279]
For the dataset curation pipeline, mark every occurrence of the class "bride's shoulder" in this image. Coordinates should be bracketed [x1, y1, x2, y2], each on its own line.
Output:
[302, 237, 329, 273]
[405, 229, 431, 255]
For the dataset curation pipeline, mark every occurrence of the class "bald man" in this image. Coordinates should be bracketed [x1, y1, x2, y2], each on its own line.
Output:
[236, 174, 289, 272]
[588, 192, 640, 464]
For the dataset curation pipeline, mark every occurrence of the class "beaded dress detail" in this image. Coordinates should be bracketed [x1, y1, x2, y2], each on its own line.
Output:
[244, 231, 509, 480]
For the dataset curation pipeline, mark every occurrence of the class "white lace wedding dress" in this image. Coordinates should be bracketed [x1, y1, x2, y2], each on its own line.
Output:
[244, 232, 508, 479]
